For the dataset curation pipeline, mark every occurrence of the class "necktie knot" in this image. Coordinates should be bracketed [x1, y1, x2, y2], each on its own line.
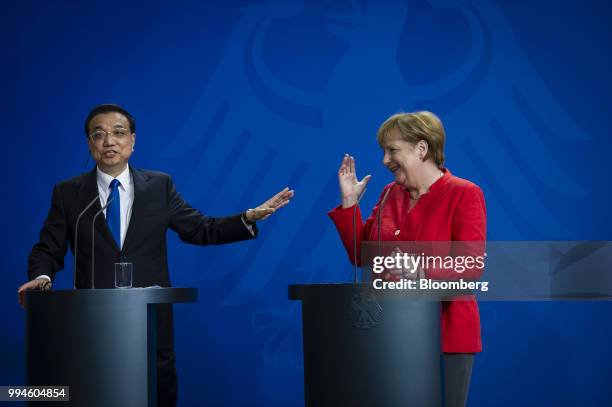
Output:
[109, 179, 121, 190]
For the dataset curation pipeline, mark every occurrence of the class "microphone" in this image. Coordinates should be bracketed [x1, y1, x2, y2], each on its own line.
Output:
[73, 195, 100, 289]
[352, 187, 368, 284]
[376, 186, 393, 253]
[90, 197, 115, 289]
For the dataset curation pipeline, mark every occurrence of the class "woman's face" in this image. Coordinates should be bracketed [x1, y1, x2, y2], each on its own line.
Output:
[381, 128, 425, 188]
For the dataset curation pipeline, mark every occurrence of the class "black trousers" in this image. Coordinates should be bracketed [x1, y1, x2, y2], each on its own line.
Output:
[157, 349, 178, 407]
[443, 353, 474, 407]
[156, 305, 177, 407]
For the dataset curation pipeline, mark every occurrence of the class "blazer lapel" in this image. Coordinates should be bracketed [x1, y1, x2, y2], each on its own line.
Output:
[78, 167, 120, 253]
[121, 166, 147, 254]
[77, 168, 100, 213]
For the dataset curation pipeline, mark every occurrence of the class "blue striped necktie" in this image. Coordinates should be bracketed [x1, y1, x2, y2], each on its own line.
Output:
[107, 179, 121, 248]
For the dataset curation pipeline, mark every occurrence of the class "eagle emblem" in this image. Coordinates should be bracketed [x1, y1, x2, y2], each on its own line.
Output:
[349, 292, 383, 329]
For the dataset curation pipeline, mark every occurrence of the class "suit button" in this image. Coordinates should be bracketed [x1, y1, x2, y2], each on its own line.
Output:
[394, 229, 400, 236]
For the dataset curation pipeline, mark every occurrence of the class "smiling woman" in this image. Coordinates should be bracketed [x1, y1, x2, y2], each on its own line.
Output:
[329, 111, 487, 407]
[378, 111, 445, 203]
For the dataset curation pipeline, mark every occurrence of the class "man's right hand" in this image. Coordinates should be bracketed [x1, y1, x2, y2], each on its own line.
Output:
[338, 154, 371, 208]
[18, 278, 51, 308]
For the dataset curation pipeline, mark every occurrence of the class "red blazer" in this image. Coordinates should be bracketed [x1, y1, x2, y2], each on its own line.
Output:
[329, 168, 486, 353]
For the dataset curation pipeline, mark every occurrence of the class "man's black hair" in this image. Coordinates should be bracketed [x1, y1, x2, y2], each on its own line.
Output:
[84, 104, 136, 136]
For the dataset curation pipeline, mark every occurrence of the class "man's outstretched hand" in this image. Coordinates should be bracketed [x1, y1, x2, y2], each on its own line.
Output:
[245, 187, 294, 222]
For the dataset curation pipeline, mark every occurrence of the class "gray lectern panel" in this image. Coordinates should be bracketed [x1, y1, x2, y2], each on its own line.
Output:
[290, 284, 442, 407]
[25, 288, 197, 407]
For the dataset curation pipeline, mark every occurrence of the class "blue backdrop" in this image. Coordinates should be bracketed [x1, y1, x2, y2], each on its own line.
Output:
[2, 0, 611, 405]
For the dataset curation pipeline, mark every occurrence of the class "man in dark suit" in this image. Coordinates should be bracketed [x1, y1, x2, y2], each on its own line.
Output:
[18, 104, 294, 406]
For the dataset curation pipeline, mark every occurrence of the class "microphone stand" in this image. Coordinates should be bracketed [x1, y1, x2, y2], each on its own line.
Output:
[73, 195, 100, 289]
[90, 197, 115, 289]
[374, 186, 393, 282]
[351, 188, 368, 284]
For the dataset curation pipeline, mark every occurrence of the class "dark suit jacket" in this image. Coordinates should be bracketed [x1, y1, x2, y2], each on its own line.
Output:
[28, 166, 257, 347]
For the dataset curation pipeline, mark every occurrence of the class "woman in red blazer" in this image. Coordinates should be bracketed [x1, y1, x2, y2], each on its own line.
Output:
[329, 111, 486, 407]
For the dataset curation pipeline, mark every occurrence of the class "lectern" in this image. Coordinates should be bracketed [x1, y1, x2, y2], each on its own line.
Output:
[25, 288, 197, 407]
[290, 283, 442, 407]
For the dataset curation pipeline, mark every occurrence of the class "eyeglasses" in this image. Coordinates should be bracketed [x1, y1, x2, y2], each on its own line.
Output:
[89, 129, 130, 143]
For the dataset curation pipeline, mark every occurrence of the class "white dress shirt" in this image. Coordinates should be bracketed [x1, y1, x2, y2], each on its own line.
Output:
[96, 166, 134, 249]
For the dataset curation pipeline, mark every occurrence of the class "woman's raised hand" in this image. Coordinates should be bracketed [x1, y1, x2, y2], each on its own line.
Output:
[338, 154, 371, 208]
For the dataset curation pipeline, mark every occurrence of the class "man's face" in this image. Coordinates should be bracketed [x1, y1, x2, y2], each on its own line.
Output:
[87, 112, 135, 175]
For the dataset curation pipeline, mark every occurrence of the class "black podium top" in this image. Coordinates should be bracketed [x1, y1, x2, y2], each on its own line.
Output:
[25, 287, 198, 308]
[289, 283, 473, 301]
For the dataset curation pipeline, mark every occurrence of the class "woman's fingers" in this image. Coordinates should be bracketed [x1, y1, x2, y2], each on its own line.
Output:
[339, 154, 350, 175]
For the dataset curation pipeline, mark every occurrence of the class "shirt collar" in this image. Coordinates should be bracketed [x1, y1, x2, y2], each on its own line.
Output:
[96, 166, 131, 192]
[428, 167, 451, 193]
[398, 167, 451, 197]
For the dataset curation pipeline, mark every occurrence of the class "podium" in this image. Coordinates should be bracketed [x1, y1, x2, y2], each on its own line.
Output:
[289, 284, 442, 407]
[24, 288, 197, 407]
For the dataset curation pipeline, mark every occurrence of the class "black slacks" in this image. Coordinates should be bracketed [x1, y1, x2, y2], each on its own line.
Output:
[157, 348, 178, 407]
[443, 353, 474, 407]
[156, 304, 177, 407]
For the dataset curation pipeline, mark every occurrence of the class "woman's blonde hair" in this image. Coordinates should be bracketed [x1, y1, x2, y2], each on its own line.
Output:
[377, 111, 446, 167]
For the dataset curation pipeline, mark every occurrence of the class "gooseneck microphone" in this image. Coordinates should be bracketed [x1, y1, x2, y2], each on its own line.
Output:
[352, 187, 368, 284]
[376, 186, 393, 252]
[90, 197, 115, 289]
[73, 195, 100, 289]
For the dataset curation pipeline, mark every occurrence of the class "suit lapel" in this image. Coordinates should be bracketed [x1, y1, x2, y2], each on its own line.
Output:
[77, 168, 100, 213]
[78, 167, 120, 253]
[121, 166, 147, 254]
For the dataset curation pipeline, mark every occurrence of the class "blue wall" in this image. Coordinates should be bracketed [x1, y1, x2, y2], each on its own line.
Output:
[2, 0, 611, 405]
